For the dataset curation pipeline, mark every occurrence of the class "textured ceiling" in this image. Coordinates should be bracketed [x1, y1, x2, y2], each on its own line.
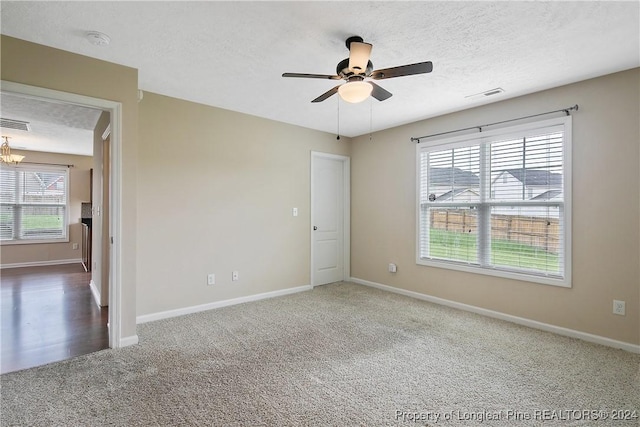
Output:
[0, 93, 102, 156]
[0, 1, 638, 152]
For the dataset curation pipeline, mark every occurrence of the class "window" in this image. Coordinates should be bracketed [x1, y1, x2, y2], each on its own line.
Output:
[0, 164, 69, 244]
[417, 117, 571, 287]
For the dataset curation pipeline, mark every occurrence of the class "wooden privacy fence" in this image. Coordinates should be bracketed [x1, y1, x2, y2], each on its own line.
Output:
[430, 209, 560, 254]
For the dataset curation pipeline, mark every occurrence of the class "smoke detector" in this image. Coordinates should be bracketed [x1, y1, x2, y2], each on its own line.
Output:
[86, 31, 111, 46]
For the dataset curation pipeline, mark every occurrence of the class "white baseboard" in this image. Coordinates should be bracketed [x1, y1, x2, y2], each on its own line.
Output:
[119, 335, 139, 347]
[137, 284, 313, 324]
[350, 277, 640, 354]
[1, 258, 83, 269]
[89, 279, 102, 308]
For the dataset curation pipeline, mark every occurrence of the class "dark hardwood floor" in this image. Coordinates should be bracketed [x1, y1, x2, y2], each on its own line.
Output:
[1, 264, 109, 374]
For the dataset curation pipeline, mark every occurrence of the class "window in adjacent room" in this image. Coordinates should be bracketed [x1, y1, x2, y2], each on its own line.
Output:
[0, 164, 69, 244]
[417, 116, 571, 287]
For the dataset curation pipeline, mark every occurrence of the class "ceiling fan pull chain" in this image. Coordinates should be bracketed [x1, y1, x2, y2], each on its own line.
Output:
[336, 97, 341, 140]
[370, 99, 373, 141]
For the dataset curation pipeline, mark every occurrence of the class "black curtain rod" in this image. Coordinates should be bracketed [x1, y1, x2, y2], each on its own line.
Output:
[19, 161, 74, 168]
[411, 104, 579, 143]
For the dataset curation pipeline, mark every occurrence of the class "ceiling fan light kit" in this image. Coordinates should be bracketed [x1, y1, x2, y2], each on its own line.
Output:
[338, 79, 373, 103]
[283, 35, 433, 104]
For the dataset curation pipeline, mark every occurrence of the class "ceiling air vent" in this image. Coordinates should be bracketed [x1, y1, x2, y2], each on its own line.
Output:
[0, 118, 31, 132]
[465, 88, 505, 101]
[483, 88, 504, 97]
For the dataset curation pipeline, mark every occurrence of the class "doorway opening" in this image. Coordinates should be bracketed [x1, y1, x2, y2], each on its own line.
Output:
[1, 81, 124, 369]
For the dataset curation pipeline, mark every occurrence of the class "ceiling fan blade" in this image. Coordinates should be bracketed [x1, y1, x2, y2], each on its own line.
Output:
[348, 42, 372, 73]
[311, 85, 340, 103]
[369, 82, 392, 101]
[282, 72, 341, 80]
[370, 61, 433, 80]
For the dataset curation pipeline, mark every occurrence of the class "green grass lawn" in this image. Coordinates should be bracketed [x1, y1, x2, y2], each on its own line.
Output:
[429, 228, 478, 263]
[0, 214, 62, 229]
[22, 215, 62, 229]
[428, 228, 559, 273]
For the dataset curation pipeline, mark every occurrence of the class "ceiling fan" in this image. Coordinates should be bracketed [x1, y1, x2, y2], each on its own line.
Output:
[282, 36, 433, 104]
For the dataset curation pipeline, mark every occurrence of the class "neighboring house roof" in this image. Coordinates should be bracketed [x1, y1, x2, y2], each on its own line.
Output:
[25, 172, 64, 192]
[435, 188, 479, 201]
[429, 167, 479, 186]
[503, 168, 562, 186]
[45, 176, 64, 190]
[530, 189, 563, 200]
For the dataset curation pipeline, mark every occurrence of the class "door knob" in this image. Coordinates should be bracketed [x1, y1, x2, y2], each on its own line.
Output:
[313, 226, 318, 231]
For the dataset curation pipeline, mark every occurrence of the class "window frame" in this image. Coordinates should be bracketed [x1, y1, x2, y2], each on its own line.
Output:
[416, 116, 572, 288]
[0, 163, 70, 245]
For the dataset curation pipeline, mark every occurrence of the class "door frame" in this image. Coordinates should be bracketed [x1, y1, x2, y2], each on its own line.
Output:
[310, 151, 350, 286]
[1, 80, 124, 348]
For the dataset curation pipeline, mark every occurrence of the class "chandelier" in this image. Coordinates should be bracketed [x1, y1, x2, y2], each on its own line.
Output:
[1, 136, 25, 165]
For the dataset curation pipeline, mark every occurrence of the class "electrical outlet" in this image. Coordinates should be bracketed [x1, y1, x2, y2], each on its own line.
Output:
[232, 271, 239, 281]
[72, 243, 79, 250]
[207, 273, 215, 286]
[388, 263, 397, 273]
[613, 300, 625, 316]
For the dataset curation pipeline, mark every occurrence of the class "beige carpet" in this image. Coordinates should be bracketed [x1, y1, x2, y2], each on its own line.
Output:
[1, 282, 639, 426]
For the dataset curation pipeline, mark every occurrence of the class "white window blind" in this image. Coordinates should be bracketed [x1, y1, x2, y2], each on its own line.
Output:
[417, 117, 571, 287]
[0, 164, 69, 243]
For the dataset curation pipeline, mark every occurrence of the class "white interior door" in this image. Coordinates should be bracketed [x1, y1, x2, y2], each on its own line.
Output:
[312, 153, 349, 286]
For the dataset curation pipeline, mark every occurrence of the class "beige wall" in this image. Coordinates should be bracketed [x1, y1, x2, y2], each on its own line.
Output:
[136, 92, 350, 315]
[351, 68, 640, 345]
[0, 150, 92, 265]
[1, 35, 139, 340]
[3, 34, 637, 348]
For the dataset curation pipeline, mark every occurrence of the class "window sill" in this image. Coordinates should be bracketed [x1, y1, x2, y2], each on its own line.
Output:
[417, 257, 571, 288]
[1, 238, 70, 246]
